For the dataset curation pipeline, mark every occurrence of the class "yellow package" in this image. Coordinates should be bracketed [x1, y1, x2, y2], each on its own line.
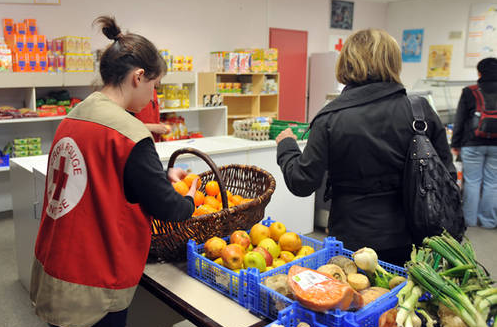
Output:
[264, 48, 278, 61]
[251, 60, 263, 73]
[83, 54, 94, 72]
[81, 37, 91, 53]
[65, 53, 78, 72]
[264, 60, 278, 73]
[251, 49, 264, 61]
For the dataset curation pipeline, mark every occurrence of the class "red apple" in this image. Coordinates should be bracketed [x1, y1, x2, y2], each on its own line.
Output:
[253, 246, 273, 267]
[203, 236, 227, 260]
[230, 230, 251, 250]
[221, 244, 245, 270]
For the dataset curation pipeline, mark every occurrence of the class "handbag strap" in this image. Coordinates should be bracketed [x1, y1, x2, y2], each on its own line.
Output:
[409, 95, 428, 135]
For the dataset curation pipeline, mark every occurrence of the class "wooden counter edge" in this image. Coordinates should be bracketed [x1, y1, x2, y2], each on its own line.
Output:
[139, 273, 271, 327]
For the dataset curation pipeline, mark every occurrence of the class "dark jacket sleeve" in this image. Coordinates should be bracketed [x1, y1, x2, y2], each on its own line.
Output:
[451, 88, 471, 149]
[422, 99, 457, 180]
[123, 138, 194, 221]
[276, 117, 329, 197]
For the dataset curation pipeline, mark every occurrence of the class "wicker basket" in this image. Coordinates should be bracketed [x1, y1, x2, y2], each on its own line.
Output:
[148, 147, 276, 262]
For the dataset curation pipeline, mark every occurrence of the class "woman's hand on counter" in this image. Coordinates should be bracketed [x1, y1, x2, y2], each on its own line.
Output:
[146, 123, 170, 135]
[276, 128, 297, 144]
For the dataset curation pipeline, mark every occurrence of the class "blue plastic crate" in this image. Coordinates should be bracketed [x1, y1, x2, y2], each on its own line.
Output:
[186, 217, 326, 309]
[248, 237, 407, 327]
[264, 302, 328, 327]
[0, 154, 9, 167]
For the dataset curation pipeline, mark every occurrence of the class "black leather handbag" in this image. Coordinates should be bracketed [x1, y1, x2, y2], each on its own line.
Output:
[403, 96, 466, 245]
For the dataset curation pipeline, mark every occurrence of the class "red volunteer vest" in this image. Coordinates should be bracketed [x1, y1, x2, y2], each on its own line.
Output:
[34, 110, 151, 289]
[135, 90, 161, 142]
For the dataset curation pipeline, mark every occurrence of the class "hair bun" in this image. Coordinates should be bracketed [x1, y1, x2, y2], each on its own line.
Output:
[93, 16, 122, 41]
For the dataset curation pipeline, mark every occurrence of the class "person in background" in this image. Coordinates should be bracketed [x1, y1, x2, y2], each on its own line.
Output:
[30, 16, 196, 327]
[275, 29, 454, 266]
[451, 57, 497, 229]
[135, 88, 169, 142]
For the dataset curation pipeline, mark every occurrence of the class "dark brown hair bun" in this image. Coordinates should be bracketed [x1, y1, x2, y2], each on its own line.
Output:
[93, 16, 122, 41]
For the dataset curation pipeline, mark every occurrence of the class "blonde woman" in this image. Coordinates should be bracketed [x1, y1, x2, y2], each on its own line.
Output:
[276, 29, 455, 265]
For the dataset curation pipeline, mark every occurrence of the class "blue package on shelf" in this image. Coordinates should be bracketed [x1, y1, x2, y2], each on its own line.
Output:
[248, 237, 407, 327]
[0, 154, 9, 167]
[186, 217, 326, 309]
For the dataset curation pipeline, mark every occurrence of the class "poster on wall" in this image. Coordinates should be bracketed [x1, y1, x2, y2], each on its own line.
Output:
[330, 0, 354, 30]
[401, 29, 423, 63]
[465, 3, 497, 67]
[427, 45, 453, 78]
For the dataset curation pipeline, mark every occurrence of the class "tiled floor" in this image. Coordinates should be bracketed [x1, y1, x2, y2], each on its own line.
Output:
[1, 213, 495, 327]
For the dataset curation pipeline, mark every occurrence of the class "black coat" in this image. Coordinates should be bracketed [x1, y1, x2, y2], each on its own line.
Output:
[277, 82, 455, 251]
[451, 80, 497, 148]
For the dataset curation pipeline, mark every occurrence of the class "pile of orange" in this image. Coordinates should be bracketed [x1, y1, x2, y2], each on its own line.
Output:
[172, 173, 252, 217]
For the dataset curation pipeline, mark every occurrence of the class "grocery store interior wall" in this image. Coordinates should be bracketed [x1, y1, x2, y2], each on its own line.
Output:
[387, 0, 481, 90]
[0, 0, 386, 72]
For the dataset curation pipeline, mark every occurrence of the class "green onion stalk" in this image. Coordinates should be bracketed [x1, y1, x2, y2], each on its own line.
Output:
[408, 260, 488, 327]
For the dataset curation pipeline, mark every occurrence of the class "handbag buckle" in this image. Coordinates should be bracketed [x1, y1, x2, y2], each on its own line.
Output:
[412, 120, 428, 133]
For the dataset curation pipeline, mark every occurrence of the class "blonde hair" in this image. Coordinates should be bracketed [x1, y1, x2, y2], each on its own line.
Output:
[336, 29, 402, 85]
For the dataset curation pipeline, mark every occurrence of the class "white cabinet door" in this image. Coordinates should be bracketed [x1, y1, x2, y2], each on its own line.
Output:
[247, 146, 314, 234]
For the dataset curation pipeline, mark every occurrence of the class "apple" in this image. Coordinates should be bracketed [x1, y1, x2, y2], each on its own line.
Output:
[253, 246, 273, 267]
[272, 258, 286, 267]
[294, 255, 305, 261]
[269, 221, 287, 242]
[265, 266, 274, 272]
[230, 230, 251, 250]
[204, 236, 227, 260]
[257, 238, 281, 259]
[278, 232, 302, 253]
[243, 251, 267, 273]
[279, 250, 295, 263]
[221, 244, 245, 270]
[249, 223, 271, 246]
[248, 244, 253, 252]
[214, 257, 224, 266]
[296, 245, 315, 257]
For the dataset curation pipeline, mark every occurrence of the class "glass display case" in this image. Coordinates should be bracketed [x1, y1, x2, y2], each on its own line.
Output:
[410, 79, 476, 125]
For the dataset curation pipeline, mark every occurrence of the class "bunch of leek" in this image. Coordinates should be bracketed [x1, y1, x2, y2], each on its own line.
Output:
[408, 260, 488, 327]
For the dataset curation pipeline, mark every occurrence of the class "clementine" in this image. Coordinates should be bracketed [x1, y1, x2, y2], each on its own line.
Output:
[173, 181, 189, 196]
[205, 181, 220, 197]
[231, 195, 243, 206]
[204, 196, 221, 210]
[216, 190, 233, 203]
[194, 190, 205, 207]
[183, 173, 201, 189]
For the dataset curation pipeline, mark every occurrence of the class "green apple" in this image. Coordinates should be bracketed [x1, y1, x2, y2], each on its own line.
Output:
[243, 251, 266, 273]
[272, 258, 286, 268]
[257, 238, 281, 259]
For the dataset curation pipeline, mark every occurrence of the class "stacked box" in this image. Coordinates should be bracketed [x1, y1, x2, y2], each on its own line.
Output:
[51, 36, 93, 72]
[14, 137, 41, 157]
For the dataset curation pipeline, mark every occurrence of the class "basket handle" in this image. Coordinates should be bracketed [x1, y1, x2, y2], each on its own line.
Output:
[167, 147, 229, 209]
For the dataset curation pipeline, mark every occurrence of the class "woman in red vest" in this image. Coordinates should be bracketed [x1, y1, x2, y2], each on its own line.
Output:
[30, 16, 197, 327]
[135, 89, 168, 142]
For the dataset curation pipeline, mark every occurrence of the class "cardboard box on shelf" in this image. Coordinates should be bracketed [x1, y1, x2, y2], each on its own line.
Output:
[264, 60, 278, 73]
[24, 19, 37, 35]
[3, 19, 14, 38]
[264, 48, 278, 61]
[81, 37, 91, 53]
[14, 22, 27, 35]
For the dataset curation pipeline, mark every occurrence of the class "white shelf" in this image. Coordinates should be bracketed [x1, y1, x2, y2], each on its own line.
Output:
[161, 72, 195, 84]
[0, 72, 101, 88]
[159, 106, 226, 114]
[0, 166, 9, 172]
[0, 116, 65, 124]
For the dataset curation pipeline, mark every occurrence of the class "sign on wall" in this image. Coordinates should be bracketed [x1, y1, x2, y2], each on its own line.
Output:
[330, 0, 354, 30]
[465, 3, 497, 67]
[427, 45, 453, 78]
[401, 29, 423, 63]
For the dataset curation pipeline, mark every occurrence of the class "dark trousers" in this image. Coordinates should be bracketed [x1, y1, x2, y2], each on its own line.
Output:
[376, 245, 411, 267]
[48, 309, 128, 327]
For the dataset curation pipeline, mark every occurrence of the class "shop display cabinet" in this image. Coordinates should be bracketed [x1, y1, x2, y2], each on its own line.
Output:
[197, 72, 279, 134]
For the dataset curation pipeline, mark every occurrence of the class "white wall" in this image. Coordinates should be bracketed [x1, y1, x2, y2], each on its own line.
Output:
[387, 0, 481, 90]
[0, 0, 387, 72]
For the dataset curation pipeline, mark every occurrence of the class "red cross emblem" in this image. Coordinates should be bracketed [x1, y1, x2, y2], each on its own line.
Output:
[335, 38, 344, 52]
[52, 156, 68, 201]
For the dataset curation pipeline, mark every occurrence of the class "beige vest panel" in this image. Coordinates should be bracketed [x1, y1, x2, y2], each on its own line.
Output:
[30, 259, 136, 327]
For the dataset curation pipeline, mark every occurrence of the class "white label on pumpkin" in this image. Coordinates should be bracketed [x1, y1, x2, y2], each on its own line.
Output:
[292, 270, 330, 291]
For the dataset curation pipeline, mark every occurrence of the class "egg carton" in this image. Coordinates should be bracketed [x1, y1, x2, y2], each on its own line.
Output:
[234, 129, 270, 141]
